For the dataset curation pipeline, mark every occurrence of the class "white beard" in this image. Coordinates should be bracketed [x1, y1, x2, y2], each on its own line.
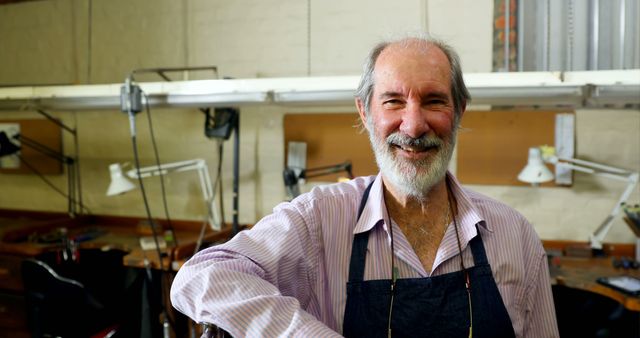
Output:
[367, 115, 456, 200]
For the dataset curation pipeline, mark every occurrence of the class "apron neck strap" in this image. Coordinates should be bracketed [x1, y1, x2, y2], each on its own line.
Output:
[348, 181, 376, 282]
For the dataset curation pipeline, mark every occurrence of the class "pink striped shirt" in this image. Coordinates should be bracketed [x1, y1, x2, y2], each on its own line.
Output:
[170, 173, 559, 337]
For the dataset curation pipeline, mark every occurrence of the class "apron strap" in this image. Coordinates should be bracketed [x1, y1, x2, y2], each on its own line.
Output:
[356, 181, 374, 221]
[468, 224, 489, 266]
[347, 181, 375, 283]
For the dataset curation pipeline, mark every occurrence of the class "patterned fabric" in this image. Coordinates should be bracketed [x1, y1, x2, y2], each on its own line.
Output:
[170, 173, 559, 337]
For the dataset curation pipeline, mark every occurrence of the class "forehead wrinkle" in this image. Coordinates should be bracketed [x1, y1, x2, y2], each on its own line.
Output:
[377, 41, 450, 71]
[376, 81, 450, 100]
[379, 91, 403, 99]
[372, 46, 452, 99]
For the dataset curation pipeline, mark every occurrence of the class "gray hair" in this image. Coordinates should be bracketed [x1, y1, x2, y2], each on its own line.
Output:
[355, 35, 470, 120]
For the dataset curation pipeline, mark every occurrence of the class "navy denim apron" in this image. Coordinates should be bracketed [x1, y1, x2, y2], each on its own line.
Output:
[343, 182, 515, 338]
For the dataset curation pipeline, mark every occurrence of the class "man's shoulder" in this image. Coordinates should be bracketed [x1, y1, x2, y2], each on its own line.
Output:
[309, 175, 375, 199]
[462, 186, 529, 225]
[278, 175, 375, 212]
[461, 187, 546, 259]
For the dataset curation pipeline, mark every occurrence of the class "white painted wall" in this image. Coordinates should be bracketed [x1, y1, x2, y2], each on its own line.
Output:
[470, 109, 640, 243]
[0, 0, 638, 244]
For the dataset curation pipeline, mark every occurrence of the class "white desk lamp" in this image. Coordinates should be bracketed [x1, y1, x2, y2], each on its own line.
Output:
[518, 146, 639, 252]
[106, 158, 221, 231]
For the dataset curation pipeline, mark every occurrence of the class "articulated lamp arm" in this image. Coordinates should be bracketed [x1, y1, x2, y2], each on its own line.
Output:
[127, 159, 220, 231]
[544, 153, 640, 250]
[283, 161, 354, 199]
[107, 158, 220, 231]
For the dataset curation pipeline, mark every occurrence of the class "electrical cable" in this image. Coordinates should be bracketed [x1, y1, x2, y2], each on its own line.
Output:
[140, 95, 180, 334]
[142, 92, 179, 247]
[68, 158, 76, 215]
[193, 219, 208, 256]
[447, 179, 473, 337]
[386, 211, 396, 338]
[128, 113, 175, 336]
[72, 112, 84, 215]
[129, 118, 165, 273]
[217, 139, 226, 225]
[193, 140, 224, 254]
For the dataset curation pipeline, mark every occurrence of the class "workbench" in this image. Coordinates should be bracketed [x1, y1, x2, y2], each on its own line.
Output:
[0, 209, 235, 337]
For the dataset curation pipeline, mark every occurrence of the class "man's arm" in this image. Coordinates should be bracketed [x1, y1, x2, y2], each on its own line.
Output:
[170, 205, 341, 337]
[523, 251, 560, 338]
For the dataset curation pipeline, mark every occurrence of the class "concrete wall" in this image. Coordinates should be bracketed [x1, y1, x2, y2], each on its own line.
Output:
[0, 0, 638, 244]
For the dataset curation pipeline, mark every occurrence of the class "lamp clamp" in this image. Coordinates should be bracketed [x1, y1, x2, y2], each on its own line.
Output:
[120, 76, 143, 115]
[204, 107, 239, 140]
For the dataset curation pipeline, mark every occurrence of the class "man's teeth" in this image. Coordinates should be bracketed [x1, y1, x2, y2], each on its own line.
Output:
[401, 145, 423, 152]
[391, 143, 437, 152]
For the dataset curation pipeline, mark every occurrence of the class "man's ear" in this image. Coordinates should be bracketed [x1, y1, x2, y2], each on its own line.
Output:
[355, 98, 368, 131]
[459, 100, 467, 120]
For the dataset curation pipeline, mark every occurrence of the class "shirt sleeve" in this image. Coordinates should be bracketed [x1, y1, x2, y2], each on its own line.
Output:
[522, 251, 560, 338]
[170, 203, 341, 338]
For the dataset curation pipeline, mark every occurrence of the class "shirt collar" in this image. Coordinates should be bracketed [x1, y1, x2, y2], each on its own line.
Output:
[353, 173, 387, 234]
[444, 172, 491, 241]
[352, 172, 490, 236]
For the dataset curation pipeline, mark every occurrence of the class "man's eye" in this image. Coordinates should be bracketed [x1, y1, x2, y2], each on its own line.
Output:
[383, 100, 403, 106]
[424, 99, 447, 107]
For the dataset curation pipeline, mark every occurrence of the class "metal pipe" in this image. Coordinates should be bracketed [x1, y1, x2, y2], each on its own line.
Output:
[588, 0, 600, 70]
[619, 0, 626, 68]
[541, 0, 550, 71]
[517, 0, 524, 71]
[504, 0, 511, 71]
[566, 0, 575, 71]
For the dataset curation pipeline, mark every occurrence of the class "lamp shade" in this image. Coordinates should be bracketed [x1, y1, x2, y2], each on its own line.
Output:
[518, 148, 554, 184]
[0, 131, 20, 157]
[106, 163, 136, 196]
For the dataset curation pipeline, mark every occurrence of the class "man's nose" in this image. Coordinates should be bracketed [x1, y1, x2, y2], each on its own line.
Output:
[399, 101, 429, 138]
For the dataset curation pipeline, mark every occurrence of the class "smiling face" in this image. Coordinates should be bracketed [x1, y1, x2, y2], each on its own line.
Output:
[357, 40, 462, 199]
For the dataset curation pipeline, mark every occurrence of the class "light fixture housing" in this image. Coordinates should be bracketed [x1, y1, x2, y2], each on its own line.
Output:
[517, 148, 554, 184]
[106, 163, 136, 196]
[0, 131, 20, 157]
[519, 146, 640, 254]
[1, 70, 637, 110]
[105, 159, 220, 231]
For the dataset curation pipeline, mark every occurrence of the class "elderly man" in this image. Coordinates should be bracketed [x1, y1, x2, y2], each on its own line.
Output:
[170, 35, 559, 338]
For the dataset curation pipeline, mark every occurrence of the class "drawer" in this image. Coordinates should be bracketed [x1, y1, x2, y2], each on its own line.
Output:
[0, 255, 24, 292]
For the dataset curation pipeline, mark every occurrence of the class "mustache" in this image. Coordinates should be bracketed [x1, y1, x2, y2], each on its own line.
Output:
[386, 132, 444, 148]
